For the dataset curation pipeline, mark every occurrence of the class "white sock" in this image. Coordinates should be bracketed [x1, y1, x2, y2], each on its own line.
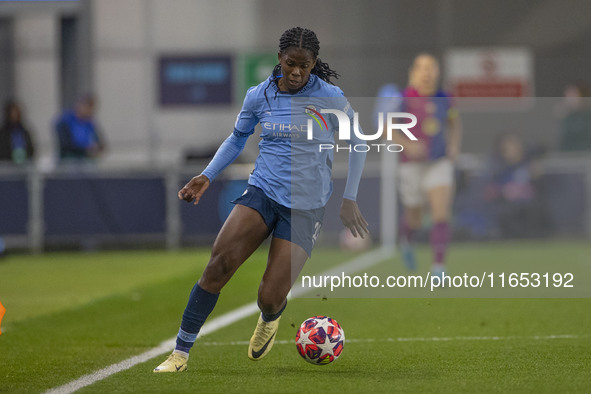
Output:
[173, 349, 189, 359]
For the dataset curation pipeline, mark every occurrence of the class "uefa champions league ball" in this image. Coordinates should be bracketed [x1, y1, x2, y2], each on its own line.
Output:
[295, 316, 345, 365]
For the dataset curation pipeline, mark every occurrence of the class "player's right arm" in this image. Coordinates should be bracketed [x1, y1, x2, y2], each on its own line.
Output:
[179, 88, 259, 205]
[178, 174, 211, 205]
[178, 132, 250, 204]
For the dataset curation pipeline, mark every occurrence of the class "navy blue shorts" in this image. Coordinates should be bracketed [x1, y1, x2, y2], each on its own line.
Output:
[231, 185, 325, 256]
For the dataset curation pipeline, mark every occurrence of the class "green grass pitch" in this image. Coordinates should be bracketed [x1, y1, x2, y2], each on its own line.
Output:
[0, 241, 590, 393]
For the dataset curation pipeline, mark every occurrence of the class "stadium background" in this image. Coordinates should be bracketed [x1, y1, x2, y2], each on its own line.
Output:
[0, 0, 590, 250]
[1, 1, 591, 393]
[1, 0, 591, 163]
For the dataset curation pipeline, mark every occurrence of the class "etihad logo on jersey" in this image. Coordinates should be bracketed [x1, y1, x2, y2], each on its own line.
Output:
[261, 105, 326, 138]
[304, 105, 418, 152]
[262, 122, 307, 132]
[261, 122, 309, 139]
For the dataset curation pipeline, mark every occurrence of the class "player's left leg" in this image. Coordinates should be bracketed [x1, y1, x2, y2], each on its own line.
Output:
[248, 237, 308, 360]
[427, 184, 453, 276]
[425, 158, 455, 277]
[397, 162, 425, 271]
[154, 204, 270, 373]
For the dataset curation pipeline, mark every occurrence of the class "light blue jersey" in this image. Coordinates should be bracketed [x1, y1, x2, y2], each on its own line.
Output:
[233, 74, 355, 209]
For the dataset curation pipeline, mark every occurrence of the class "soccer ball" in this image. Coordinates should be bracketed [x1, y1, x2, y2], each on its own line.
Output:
[295, 316, 345, 365]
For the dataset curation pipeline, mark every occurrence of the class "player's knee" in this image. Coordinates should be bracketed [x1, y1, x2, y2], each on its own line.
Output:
[431, 208, 450, 223]
[432, 214, 449, 223]
[201, 249, 240, 291]
[405, 212, 422, 228]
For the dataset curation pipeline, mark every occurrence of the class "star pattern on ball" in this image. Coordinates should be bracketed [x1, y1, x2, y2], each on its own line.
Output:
[320, 331, 336, 357]
[296, 327, 314, 347]
[314, 317, 336, 336]
[296, 317, 344, 365]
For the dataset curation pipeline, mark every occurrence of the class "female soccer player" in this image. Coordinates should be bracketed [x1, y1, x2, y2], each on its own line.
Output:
[393, 53, 462, 277]
[154, 27, 368, 372]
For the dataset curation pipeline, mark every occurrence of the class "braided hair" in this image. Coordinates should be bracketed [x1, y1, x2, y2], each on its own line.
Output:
[264, 27, 339, 107]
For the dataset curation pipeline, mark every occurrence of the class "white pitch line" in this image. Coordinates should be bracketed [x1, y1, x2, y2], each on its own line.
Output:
[194, 334, 584, 347]
[44, 248, 389, 394]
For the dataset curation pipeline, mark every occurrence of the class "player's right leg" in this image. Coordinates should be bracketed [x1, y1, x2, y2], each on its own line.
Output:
[425, 158, 455, 278]
[248, 203, 320, 361]
[154, 204, 269, 372]
[397, 162, 424, 271]
[248, 237, 308, 360]
[426, 184, 453, 278]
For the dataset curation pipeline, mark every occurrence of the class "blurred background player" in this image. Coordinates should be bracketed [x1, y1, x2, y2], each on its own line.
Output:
[153, 27, 368, 373]
[0, 99, 35, 165]
[373, 82, 402, 129]
[54, 94, 106, 162]
[393, 53, 461, 277]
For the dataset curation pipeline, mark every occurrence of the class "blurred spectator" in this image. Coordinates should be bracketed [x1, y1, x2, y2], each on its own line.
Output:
[0, 100, 35, 165]
[559, 81, 591, 152]
[484, 133, 547, 238]
[55, 94, 105, 161]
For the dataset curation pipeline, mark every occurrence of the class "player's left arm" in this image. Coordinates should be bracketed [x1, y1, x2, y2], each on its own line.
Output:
[341, 101, 369, 239]
[446, 107, 462, 161]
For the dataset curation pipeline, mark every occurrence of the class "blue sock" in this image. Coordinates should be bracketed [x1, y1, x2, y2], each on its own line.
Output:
[261, 300, 287, 322]
[175, 283, 219, 353]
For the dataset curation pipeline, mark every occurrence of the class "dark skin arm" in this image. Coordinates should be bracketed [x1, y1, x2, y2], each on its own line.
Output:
[340, 198, 369, 239]
[178, 174, 211, 205]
